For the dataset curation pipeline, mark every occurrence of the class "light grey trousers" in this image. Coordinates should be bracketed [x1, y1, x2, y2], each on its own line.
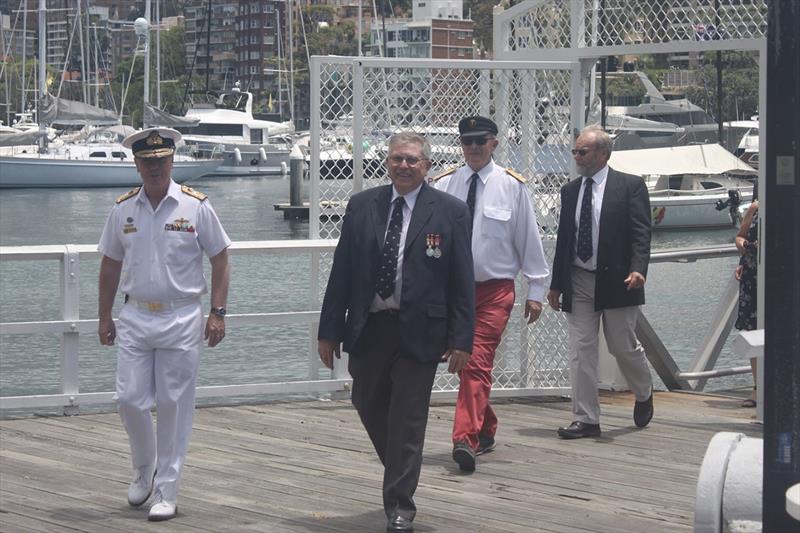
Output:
[566, 267, 652, 425]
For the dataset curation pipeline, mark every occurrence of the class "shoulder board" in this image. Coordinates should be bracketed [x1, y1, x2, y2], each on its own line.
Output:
[181, 185, 207, 201]
[115, 186, 140, 204]
[429, 167, 457, 183]
[505, 168, 527, 184]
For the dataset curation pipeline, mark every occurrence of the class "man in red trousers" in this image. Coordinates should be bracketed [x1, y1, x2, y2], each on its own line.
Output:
[433, 116, 549, 472]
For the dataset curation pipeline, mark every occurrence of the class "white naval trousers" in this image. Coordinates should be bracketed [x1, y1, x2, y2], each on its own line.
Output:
[566, 266, 652, 425]
[115, 301, 203, 502]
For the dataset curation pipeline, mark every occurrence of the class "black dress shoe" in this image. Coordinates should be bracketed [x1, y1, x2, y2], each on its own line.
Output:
[476, 434, 496, 456]
[452, 441, 476, 471]
[387, 515, 414, 532]
[557, 421, 601, 439]
[634, 394, 654, 428]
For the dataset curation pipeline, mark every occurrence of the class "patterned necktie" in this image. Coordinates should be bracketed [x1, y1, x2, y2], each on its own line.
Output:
[466, 173, 479, 220]
[577, 178, 593, 263]
[376, 196, 405, 300]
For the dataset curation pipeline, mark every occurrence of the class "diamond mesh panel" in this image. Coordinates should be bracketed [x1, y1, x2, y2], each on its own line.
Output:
[584, 0, 767, 46]
[314, 58, 574, 393]
[501, 0, 766, 51]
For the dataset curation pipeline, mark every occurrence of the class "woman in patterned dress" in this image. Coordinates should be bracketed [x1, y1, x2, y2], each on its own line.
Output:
[734, 194, 758, 407]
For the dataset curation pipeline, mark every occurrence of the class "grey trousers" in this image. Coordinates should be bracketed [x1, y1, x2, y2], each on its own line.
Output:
[566, 267, 652, 425]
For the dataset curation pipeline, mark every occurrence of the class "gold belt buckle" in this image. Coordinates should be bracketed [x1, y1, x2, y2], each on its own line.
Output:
[147, 302, 164, 312]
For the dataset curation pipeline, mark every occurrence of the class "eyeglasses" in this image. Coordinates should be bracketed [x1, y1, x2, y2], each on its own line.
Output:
[388, 155, 426, 166]
[460, 136, 492, 146]
[571, 148, 592, 156]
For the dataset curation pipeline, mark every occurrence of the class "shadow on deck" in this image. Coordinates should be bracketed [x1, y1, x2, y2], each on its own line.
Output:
[0, 390, 761, 532]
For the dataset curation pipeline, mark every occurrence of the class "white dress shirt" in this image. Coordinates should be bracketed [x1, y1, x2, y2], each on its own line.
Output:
[572, 165, 609, 272]
[98, 180, 231, 302]
[434, 159, 549, 302]
[370, 183, 422, 311]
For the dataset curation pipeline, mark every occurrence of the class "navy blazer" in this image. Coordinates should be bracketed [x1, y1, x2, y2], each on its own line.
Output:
[549, 167, 651, 312]
[318, 182, 475, 363]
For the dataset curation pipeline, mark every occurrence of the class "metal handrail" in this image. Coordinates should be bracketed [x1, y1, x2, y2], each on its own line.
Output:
[1, 242, 743, 413]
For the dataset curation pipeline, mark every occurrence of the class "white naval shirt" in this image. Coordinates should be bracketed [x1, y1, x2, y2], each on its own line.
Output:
[433, 159, 549, 302]
[572, 165, 608, 272]
[98, 180, 231, 302]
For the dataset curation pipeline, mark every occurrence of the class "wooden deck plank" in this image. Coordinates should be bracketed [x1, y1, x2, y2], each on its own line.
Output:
[1, 391, 760, 532]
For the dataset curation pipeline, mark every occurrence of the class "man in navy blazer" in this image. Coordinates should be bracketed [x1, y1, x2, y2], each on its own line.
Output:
[547, 126, 654, 439]
[318, 132, 475, 532]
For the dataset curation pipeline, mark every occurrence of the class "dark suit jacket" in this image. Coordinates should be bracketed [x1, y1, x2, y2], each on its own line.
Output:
[550, 167, 651, 312]
[318, 182, 475, 363]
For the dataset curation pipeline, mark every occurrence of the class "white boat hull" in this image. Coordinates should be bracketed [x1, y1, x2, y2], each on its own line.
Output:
[0, 157, 223, 188]
[649, 191, 753, 230]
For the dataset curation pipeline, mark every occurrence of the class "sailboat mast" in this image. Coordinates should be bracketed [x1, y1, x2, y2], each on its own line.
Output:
[143, 0, 151, 109]
[37, 0, 45, 142]
[288, 0, 294, 125]
[156, 0, 161, 108]
[21, 0, 27, 116]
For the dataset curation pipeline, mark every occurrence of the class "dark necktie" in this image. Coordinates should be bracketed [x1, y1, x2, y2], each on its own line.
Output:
[466, 173, 479, 220]
[577, 178, 593, 263]
[376, 197, 405, 300]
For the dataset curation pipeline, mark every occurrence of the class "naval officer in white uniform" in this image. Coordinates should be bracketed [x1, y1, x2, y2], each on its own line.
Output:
[98, 127, 231, 521]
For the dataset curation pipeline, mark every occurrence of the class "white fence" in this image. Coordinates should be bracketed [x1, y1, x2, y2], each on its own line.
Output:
[1, 241, 743, 415]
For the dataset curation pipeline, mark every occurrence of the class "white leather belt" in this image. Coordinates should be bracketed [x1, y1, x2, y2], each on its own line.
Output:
[125, 296, 200, 313]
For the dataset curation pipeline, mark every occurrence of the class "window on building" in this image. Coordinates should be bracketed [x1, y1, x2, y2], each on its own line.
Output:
[388, 31, 395, 41]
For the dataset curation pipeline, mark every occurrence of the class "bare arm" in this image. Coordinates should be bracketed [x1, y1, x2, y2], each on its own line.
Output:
[205, 248, 230, 347]
[735, 201, 759, 254]
[98, 255, 123, 346]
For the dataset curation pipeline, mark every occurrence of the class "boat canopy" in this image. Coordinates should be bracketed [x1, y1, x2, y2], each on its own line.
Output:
[0, 130, 47, 147]
[609, 143, 757, 177]
[40, 94, 119, 126]
[144, 103, 201, 128]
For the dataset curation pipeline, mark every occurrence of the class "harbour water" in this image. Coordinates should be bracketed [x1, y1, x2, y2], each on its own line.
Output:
[0, 174, 752, 414]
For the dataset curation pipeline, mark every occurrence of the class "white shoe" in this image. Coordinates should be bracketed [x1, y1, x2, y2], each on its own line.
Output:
[127, 467, 155, 507]
[148, 494, 177, 521]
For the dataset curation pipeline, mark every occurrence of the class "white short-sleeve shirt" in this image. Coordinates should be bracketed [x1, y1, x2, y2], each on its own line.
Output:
[433, 159, 550, 302]
[98, 180, 231, 302]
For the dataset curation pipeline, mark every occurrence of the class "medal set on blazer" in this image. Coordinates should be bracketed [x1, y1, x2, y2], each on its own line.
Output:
[425, 233, 442, 258]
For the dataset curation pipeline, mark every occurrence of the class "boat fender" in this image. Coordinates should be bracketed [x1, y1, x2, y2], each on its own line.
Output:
[259, 147, 267, 161]
[181, 185, 208, 202]
[281, 161, 288, 175]
[116, 187, 141, 204]
[233, 147, 242, 164]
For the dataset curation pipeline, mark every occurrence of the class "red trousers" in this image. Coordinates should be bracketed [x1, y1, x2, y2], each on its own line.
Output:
[452, 279, 515, 450]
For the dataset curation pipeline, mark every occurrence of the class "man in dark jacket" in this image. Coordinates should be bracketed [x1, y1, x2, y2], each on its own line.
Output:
[318, 131, 475, 532]
[547, 126, 654, 439]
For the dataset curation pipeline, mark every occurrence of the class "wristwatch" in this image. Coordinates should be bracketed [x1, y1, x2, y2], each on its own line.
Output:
[210, 307, 227, 317]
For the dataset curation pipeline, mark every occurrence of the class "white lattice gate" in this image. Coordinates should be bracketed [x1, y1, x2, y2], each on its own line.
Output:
[309, 57, 579, 395]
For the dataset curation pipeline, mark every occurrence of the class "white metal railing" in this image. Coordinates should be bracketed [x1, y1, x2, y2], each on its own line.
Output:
[1, 241, 744, 414]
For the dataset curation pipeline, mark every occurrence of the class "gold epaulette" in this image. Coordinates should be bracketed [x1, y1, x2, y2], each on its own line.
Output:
[116, 186, 141, 204]
[505, 168, 527, 184]
[181, 184, 207, 201]
[428, 167, 457, 183]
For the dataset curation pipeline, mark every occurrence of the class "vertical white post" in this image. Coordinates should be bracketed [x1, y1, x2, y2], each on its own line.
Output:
[352, 59, 364, 193]
[309, 56, 321, 238]
[60, 246, 80, 415]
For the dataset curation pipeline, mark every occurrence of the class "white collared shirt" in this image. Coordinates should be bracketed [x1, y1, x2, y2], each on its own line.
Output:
[98, 180, 231, 301]
[572, 165, 609, 271]
[370, 183, 422, 311]
[434, 159, 549, 302]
